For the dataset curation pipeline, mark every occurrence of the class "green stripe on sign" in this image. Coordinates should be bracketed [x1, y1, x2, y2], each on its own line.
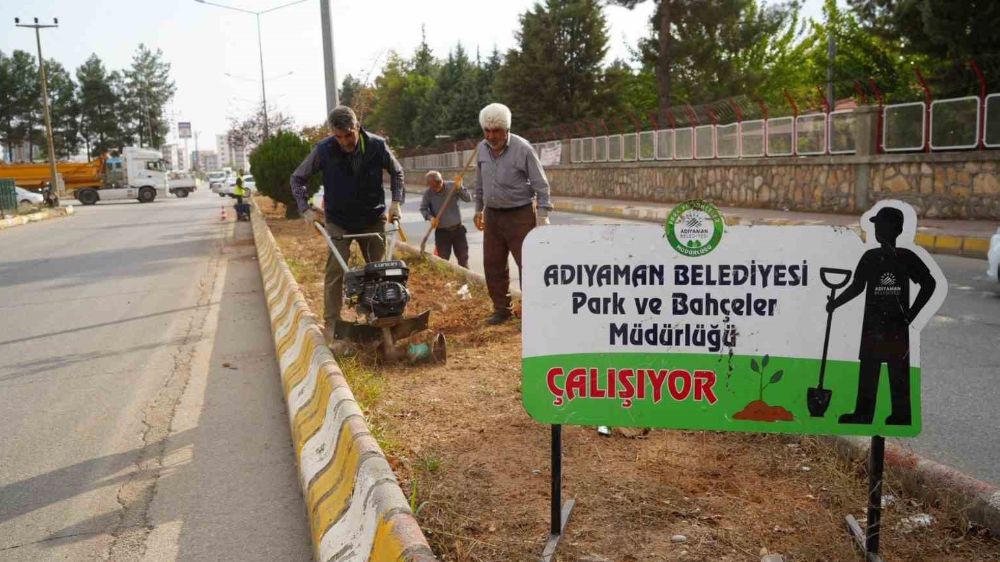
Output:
[521, 352, 921, 437]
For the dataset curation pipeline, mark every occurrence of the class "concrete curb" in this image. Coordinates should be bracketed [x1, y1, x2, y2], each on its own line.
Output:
[0, 206, 74, 231]
[250, 205, 437, 562]
[393, 240, 521, 300]
[824, 436, 1000, 536]
[396, 218, 1000, 537]
[552, 200, 991, 259]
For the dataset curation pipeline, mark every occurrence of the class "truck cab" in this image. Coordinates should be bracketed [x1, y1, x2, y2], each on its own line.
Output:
[75, 147, 169, 205]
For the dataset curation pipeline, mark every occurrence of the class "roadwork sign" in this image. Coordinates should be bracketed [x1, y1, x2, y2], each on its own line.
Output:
[521, 200, 946, 437]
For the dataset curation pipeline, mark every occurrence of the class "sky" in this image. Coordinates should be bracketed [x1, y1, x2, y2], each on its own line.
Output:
[2, 0, 830, 155]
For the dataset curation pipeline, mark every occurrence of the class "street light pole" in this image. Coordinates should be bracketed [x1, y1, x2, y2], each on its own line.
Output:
[15, 17, 60, 201]
[320, 0, 338, 112]
[256, 13, 269, 138]
[195, 0, 308, 141]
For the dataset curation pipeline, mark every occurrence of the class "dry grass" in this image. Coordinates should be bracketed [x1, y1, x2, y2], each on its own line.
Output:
[258, 196, 999, 562]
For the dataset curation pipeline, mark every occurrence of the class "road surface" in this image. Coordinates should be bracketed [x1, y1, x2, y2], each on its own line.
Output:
[0, 191, 311, 561]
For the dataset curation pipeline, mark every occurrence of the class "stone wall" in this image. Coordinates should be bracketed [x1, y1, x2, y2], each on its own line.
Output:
[405, 151, 1000, 220]
[871, 157, 1000, 219]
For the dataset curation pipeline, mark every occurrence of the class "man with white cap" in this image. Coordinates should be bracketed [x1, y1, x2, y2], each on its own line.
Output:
[474, 102, 553, 325]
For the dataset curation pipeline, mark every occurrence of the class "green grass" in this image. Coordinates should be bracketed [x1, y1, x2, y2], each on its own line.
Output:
[416, 454, 443, 474]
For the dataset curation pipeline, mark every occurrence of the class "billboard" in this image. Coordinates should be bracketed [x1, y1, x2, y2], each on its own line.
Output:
[178, 122, 192, 139]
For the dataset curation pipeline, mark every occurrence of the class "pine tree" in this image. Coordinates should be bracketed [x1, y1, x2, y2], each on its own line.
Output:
[494, 0, 610, 131]
[45, 60, 81, 159]
[340, 74, 363, 107]
[76, 54, 121, 157]
[123, 44, 176, 148]
[1, 50, 42, 160]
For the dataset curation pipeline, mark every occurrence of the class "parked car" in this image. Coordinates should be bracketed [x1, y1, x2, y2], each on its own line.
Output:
[987, 227, 1000, 282]
[207, 171, 229, 195]
[242, 175, 256, 192]
[15, 186, 44, 208]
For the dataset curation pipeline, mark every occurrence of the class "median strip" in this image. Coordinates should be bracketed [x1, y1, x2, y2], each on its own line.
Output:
[249, 202, 436, 562]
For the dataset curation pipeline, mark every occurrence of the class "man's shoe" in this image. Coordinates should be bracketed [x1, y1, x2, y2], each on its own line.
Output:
[838, 412, 874, 424]
[485, 310, 513, 325]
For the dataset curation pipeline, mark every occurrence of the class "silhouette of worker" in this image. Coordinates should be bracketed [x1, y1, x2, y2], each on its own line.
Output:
[826, 206, 937, 425]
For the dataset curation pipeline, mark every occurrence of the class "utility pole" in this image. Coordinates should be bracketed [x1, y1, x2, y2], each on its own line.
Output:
[194, 131, 200, 172]
[320, 0, 338, 112]
[15, 17, 61, 202]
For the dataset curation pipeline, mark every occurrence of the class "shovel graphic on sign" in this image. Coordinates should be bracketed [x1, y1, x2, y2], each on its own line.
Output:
[808, 267, 853, 417]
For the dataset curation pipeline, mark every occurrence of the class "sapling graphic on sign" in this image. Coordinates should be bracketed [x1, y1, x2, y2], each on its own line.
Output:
[732, 355, 793, 422]
[521, 200, 946, 437]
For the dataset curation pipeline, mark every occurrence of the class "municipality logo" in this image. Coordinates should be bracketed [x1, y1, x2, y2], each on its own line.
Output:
[665, 200, 725, 257]
[875, 272, 901, 295]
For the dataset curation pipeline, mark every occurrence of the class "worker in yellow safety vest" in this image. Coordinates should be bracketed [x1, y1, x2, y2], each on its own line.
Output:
[233, 169, 250, 221]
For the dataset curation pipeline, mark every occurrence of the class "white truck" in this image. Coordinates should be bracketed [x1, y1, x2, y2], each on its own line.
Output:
[73, 147, 169, 205]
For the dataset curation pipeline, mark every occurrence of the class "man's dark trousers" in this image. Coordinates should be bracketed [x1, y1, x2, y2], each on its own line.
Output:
[435, 224, 469, 268]
[483, 205, 535, 314]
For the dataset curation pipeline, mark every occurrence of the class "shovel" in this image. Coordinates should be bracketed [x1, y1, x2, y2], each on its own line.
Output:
[808, 267, 852, 417]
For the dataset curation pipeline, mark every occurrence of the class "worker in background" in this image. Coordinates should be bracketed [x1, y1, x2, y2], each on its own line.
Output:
[420, 170, 471, 268]
[290, 105, 405, 344]
[233, 168, 249, 221]
[473, 102, 552, 325]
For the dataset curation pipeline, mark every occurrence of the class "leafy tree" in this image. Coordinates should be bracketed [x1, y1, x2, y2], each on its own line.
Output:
[848, 0, 1000, 96]
[608, 0, 801, 118]
[366, 52, 435, 147]
[790, 0, 919, 106]
[599, 60, 660, 121]
[494, 0, 610, 130]
[227, 102, 295, 149]
[300, 123, 330, 145]
[248, 131, 318, 218]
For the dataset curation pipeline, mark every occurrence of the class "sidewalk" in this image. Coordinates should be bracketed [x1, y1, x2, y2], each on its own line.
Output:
[553, 194, 997, 258]
[401, 183, 995, 258]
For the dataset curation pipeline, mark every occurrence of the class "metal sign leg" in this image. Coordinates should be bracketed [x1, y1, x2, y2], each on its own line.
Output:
[845, 435, 886, 562]
[541, 424, 575, 562]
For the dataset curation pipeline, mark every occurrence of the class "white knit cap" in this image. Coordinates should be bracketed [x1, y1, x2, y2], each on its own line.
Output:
[479, 103, 512, 130]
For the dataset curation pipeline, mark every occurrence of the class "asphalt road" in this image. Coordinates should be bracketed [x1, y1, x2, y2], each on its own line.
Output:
[0, 190, 310, 561]
[398, 190, 1000, 486]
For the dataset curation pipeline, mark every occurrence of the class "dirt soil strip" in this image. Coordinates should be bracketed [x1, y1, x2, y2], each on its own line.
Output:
[257, 196, 999, 562]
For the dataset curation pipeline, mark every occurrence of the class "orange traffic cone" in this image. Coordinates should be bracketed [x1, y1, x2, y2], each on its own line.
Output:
[220, 205, 227, 221]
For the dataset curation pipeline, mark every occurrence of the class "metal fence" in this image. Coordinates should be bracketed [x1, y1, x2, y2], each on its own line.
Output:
[401, 91, 1000, 169]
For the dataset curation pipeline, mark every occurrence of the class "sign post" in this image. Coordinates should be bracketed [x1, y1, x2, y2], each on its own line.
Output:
[540, 424, 574, 562]
[178, 122, 192, 172]
[522, 200, 946, 560]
